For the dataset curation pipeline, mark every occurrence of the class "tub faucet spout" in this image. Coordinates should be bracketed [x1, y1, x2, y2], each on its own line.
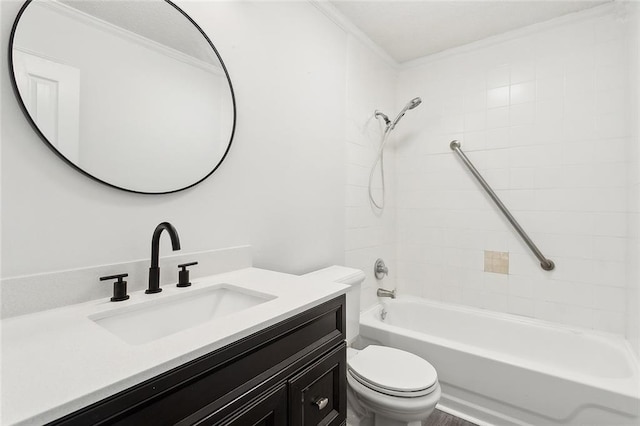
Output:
[377, 288, 396, 299]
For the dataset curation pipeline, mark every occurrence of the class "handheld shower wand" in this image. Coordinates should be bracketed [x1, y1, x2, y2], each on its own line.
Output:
[389, 97, 422, 130]
[369, 97, 422, 211]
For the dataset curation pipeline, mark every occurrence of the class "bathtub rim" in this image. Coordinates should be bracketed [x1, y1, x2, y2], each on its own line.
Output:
[360, 295, 640, 401]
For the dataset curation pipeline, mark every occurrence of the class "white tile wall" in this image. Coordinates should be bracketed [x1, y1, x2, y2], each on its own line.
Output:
[344, 35, 397, 311]
[395, 8, 635, 335]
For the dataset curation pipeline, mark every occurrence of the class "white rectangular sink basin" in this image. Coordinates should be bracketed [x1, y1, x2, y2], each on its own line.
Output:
[90, 284, 276, 345]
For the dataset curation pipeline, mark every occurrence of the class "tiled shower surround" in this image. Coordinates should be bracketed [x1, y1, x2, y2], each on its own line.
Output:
[389, 5, 637, 335]
[344, 35, 398, 311]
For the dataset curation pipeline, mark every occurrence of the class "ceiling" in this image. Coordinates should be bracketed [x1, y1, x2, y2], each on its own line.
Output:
[329, 0, 611, 63]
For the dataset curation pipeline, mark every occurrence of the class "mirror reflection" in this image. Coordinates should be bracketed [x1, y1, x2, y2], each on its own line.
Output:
[10, 0, 235, 193]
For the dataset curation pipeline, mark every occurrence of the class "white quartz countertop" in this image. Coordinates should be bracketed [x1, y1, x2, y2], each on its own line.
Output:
[1, 267, 348, 426]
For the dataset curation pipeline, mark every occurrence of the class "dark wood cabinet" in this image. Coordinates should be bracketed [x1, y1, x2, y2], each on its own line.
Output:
[48, 295, 346, 426]
[289, 345, 346, 426]
[217, 384, 288, 426]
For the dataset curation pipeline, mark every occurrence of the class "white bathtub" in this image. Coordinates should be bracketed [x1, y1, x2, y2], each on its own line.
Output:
[359, 296, 640, 426]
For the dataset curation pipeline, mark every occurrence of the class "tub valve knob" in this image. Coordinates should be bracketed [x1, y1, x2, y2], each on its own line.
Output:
[374, 258, 388, 279]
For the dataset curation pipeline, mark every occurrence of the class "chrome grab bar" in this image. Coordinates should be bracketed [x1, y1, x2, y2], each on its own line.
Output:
[450, 140, 555, 271]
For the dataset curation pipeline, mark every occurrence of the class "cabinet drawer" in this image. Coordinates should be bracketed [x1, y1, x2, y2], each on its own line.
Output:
[289, 343, 346, 426]
[217, 384, 287, 426]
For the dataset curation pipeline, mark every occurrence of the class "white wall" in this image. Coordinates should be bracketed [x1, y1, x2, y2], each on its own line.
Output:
[1, 0, 346, 279]
[394, 5, 634, 335]
[344, 34, 397, 311]
[628, 4, 640, 357]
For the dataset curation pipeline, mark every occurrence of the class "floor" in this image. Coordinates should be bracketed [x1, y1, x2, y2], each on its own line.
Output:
[424, 409, 478, 426]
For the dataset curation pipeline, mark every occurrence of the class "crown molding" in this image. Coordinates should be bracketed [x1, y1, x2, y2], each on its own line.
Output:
[308, 0, 626, 71]
[38, 0, 223, 75]
[401, 1, 621, 70]
[308, 0, 399, 69]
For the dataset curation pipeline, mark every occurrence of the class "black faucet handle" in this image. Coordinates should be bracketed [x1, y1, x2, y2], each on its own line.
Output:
[177, 262, 198, 287]
[100, 273, 130, 302]
[178, 261, 198, 270]
[100, 273, 128, 282]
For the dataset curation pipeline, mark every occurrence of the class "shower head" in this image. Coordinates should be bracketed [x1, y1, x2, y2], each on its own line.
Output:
[406, 97, 422, 110]
[389, 97, 422, 130]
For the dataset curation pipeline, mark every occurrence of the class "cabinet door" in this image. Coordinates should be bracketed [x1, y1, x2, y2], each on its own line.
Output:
[289, 344, 346, 426]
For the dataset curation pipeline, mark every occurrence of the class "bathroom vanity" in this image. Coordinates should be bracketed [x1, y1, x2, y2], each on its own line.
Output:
[53, 296, 346, 425]
[1, 268, 348, 426]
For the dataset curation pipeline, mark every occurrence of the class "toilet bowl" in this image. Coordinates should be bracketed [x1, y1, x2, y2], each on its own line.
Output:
[347, 346, 440, 426]
[303, 266, 441, 426]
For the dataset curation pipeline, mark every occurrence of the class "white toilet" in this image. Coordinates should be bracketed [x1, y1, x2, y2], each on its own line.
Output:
[304, 266, 441, 426]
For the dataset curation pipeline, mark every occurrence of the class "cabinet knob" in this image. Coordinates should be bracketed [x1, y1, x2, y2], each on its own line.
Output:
[313, 397, 328, 410]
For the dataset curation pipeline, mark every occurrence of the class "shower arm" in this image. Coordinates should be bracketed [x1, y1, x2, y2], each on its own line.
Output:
[450, 141, 555, 271]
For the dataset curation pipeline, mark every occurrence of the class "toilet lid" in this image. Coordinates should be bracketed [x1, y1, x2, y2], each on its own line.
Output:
[347, 345, 437, 395]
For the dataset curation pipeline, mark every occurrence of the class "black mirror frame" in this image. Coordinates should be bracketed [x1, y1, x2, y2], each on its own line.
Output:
[8, 0, 236, 195]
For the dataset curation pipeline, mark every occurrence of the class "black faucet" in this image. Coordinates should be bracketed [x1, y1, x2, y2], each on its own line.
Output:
[146, 222, 181, 294]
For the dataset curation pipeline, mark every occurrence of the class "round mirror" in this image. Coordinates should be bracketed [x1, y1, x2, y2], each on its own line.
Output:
[9, 0, 236, 194]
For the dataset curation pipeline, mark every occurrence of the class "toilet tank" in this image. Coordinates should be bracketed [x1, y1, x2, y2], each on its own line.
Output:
[302, 266, 365, 344]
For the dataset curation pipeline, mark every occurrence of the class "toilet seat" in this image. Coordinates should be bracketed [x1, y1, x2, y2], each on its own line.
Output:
[347, 345, 438, 398]
[348, 370, 438, 397]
